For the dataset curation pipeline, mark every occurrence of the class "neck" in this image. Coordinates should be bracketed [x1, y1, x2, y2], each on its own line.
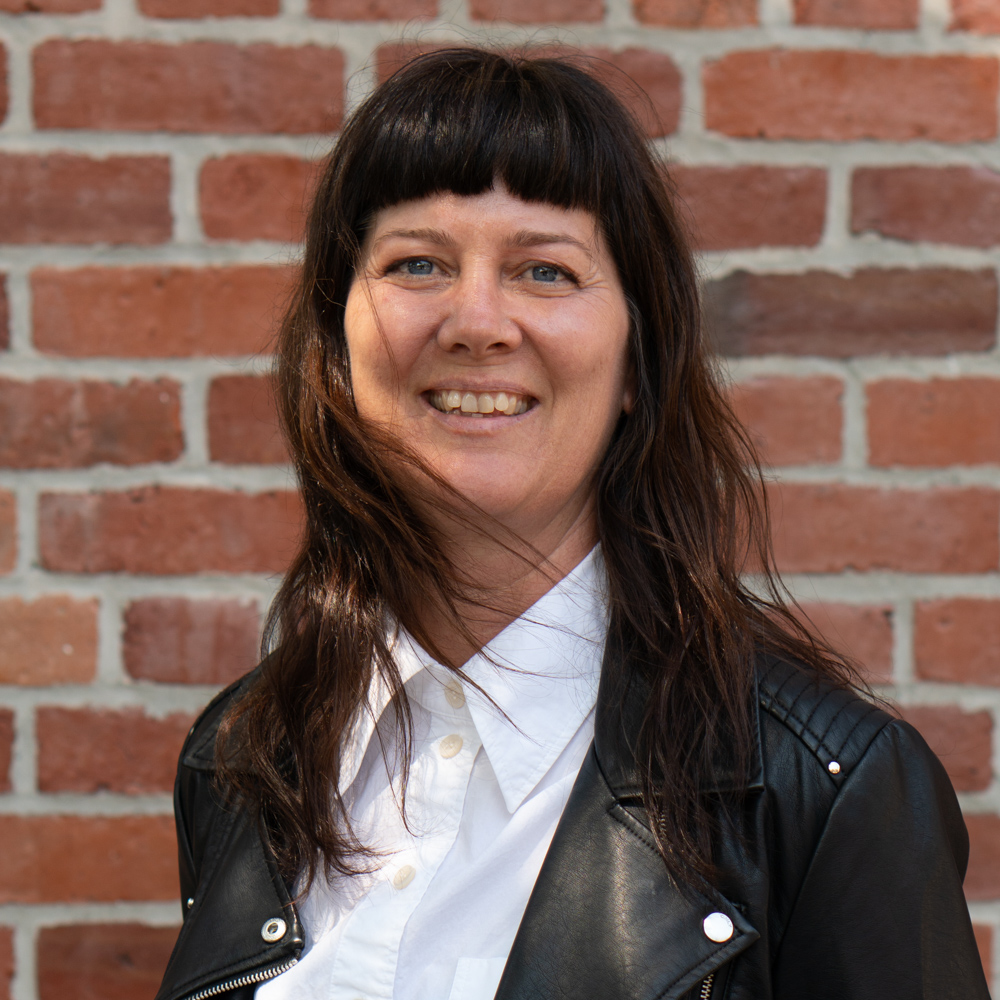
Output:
[417, 498, 598, 668]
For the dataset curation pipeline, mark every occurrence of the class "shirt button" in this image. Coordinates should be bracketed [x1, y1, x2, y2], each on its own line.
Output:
[439, 734, 463, 758]
[703, 912, 734, 943]
[392, 864, 416, 890]
[444, 680, 466, 708]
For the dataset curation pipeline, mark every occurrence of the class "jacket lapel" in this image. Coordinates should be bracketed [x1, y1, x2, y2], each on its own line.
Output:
[494, 641, 761, 1000]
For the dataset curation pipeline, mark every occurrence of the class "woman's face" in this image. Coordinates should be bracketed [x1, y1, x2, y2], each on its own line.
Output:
[344, 186, 631, 538]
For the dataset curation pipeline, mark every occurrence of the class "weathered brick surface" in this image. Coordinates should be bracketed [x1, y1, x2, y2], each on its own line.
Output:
[967, 814, 1000, 900]
[0, 492, 14, 574]
[208, 374, 286, 464]
[768, 484, 999, 573]
[853, 166, 1000, 247]
[0, 928, 11, 1000]
[794, 602, 894, 683]
[124, 597, 260, 684]
[633, 0, 755, 26]
[706, 269, 998, 357]
[34, 40, 344, 134]
[32, 266, 291, 357]
[914, 598, 1000, 686]
[793, 0, 917, 27]
[704, 51, 998, 141]
[0, 155, 171, 245]
[37, 924, 178, 1000]
[899, 705, 992, 792]
[471, 0, 602, 21]
[672, 165, 826, 251]
[952, 0, 1000, 33]
[310, 0, 435, 15]
[200, 154, 318, 242]
[39, 487, 302, 574]
[730, 376, 842, 466]
[0, 378, 182, 468]
[0, 596, 97, 685]
[0, 710, 13, 794]
[37, 707, 195, 794]
[868, 378, 1000, 467]
[975, 925, 993, 982]
[0, 815, 176, 902]
[140, 0, 278, 15]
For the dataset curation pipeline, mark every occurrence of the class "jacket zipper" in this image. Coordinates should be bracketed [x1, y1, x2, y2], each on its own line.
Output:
[184, 958, 298, 1000]
[699, 972, 715, 1000]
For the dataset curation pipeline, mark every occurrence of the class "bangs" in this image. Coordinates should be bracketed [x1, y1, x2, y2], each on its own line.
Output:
[339, 48, 643, 222]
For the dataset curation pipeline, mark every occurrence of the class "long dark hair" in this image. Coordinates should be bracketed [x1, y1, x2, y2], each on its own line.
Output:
[217, 46, 859, 891]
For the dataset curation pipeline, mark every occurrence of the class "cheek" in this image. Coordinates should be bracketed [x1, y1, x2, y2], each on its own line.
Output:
[343, 286, 415, 413]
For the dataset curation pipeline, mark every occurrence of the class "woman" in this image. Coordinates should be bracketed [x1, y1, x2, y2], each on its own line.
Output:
[155, 48, 988, 1000]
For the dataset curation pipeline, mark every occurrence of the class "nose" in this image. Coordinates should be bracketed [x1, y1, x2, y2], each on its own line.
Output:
[436, 268, 522, 357]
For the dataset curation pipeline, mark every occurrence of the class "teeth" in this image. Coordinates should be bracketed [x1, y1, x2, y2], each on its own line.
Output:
[429, 389, 532, 417]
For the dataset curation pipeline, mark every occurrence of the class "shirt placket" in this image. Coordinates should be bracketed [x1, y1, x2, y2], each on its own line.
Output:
[328, 675, 480, 1000]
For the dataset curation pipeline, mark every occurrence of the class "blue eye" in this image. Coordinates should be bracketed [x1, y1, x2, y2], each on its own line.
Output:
[404, 259, 434, 275]
[532, 265, 559, 282]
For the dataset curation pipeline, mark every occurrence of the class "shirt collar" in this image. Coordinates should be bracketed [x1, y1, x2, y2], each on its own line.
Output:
[338, 547, 608, 813]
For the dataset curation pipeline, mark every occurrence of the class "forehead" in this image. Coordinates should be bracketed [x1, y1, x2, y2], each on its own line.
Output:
[365, 186, 607, 254]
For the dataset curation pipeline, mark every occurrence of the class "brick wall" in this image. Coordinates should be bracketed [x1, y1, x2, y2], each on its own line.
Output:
[0, 0, 998, 996]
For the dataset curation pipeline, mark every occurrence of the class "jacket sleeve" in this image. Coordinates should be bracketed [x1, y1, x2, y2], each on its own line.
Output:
[772, 719, 989, 1000]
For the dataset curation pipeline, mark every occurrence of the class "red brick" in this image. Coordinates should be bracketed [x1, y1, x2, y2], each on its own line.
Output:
[671, 165, 825, 251]
[0, 154, 170, 245]
[39, 487, 302, 575]
[200, 154, 319, 242]
[769, 484, 999, 574]
[915, 599, 1000, 687]
[0, 492, 12, 575]
[704, 50, 998, 142]
[706, 268, 997, 357]
[730, 376, 841, 467]
[32, 265, 290, 358]
[899, 705, 992, 792]
[974, 924, 992, 982]
[33, 40, 344, 134]
[0, 596, 97, 685]
[124, 597, 260, 684]
[310, 0, 434, 15]
[952, 0, 1000, 33]
[375, 44, 681, 138]
[0, 710, 12, 793]
[853, 166, 1000, 248]
[0, 378, 182, 469]
[208, 375, 286, 464]
[0, 927, 10, 1000]
[633, 0, 755, 26]
[471, 0, 602, 22]
[794, 0, 916, 27]
[868, 378, 1000, 467]
[38, 924, 178, 1000]
[0, 0, 97, 9]
[140, 0, 277, 15]
[0, 815, 176, 902]
[965, 814, 1000, 899]
[37, 707, 195, 794]
[795, 602, 894, 683]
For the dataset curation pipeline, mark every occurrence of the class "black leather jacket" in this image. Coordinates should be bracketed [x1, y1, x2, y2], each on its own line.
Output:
[156, 653, 989, 1000]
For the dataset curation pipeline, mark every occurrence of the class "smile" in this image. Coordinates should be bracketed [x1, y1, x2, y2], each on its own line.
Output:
[427, 389, 533, 417]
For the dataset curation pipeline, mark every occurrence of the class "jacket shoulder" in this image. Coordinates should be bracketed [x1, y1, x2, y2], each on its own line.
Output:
[181, 662, 262, 772]
[756, 654, 894, 783]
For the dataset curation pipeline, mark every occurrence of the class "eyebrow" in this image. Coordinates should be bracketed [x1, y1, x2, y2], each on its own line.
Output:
[371, 227, 595, 258]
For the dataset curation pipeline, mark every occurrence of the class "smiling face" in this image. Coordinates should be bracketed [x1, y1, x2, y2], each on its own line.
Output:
[344, 186, 631, 547]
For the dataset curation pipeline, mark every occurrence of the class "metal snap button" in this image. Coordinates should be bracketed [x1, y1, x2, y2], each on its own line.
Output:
[186, 897, 194, 910]
[828, 760, 841, 774]
[261, 917, 287, 942]
[703, 912, 734, 943]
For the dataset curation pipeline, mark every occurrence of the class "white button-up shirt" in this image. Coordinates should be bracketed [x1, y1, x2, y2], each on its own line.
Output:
[256, 547, 608, 1000]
